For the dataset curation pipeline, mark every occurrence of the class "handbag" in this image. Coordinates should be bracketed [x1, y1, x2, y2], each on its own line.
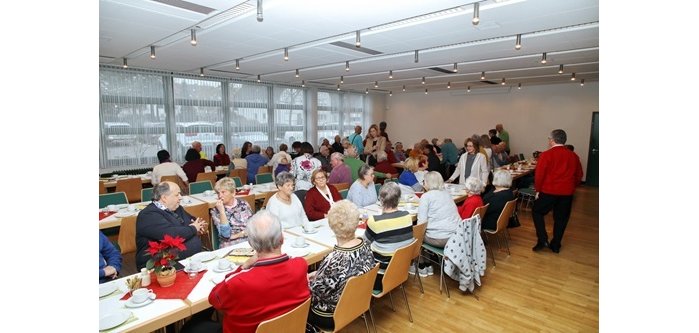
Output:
[507, 209, 521, 228]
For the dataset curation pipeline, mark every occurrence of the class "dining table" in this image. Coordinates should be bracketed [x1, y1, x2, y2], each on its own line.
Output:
[99, 196, 206, 230]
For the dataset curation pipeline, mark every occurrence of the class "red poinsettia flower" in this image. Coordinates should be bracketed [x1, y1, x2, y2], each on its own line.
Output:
[145, 234, 188, 273]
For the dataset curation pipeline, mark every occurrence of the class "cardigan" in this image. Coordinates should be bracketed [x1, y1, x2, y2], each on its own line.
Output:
[304, 185, 342, 221]
[448, 152, 489, 187]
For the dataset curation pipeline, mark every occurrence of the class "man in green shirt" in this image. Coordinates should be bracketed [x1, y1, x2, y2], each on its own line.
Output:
[496, 123, 510, 155]
[343, 146, 390, 182]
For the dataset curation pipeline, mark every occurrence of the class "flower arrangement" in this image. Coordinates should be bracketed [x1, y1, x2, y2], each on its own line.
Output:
[146, 234, 186, 274]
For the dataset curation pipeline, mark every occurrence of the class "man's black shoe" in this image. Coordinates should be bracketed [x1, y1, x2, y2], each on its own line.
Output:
[532, 242, 549, 252]
[549, 243, 560, 253]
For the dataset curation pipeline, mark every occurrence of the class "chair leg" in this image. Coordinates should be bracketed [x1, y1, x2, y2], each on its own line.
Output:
[503, 231, 511, 256]
[388, 291, 396, 311]
[487, 234, 496, 266]
[362, 313, 370, 333]
[441, 256, 450, 299]
[368, 306, 377, 333]
[414, 259, 424, 293]
[400, 284, 413, 323]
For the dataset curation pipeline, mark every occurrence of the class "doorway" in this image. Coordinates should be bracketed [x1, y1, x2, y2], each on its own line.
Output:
[585, 112, 599, 186]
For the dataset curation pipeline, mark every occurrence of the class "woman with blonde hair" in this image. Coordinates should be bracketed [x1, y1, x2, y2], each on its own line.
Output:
[398, 157, 424, 192]
[363, 124, 386, 163]
[211, 177, 254, 248]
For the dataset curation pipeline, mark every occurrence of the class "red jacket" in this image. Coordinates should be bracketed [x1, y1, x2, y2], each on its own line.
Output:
[459, 195, 483, 220]
[209, 254, 310, 333]
[534, 145, 583, 196]
[304, 185, 342, 221]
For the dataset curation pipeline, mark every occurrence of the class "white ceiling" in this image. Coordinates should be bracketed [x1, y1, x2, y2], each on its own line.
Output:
[99, 0, 599, 93]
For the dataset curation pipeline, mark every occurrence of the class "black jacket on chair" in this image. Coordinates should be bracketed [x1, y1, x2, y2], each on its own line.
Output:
[135, 203, 202, 269]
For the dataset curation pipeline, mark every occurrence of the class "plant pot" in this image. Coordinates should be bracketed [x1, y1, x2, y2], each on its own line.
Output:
[156, 267, 177, 287]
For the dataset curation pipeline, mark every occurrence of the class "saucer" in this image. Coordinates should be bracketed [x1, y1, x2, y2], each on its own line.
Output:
[211, 275, 225, 284]
[212, 265, 234, 273]
[192, 251, 216, 262]
[291, 242, 310, 248]
[125, 294, 156, 308]
[286, 248, 310, 257]
[302, 228, 318, 234]
[99, 310, 131, 331]
[184, 265, 207, 274]
[99, 283, 118, 298]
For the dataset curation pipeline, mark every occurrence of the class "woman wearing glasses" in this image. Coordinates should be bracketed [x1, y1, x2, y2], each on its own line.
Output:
[304, 169, 342, 221]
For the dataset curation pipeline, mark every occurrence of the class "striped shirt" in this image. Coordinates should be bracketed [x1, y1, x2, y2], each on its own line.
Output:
[364, 210, 414, 257]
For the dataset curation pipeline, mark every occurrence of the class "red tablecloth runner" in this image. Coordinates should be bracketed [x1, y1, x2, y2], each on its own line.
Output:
[121, 270, 206, 300]
[100, 211, 117, 220]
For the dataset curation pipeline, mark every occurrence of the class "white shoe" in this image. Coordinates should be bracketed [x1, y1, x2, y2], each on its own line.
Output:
[418, 267, 430, 277]
[426, 266, 434, 276]
[458, 284, 467, 292]
[408, 265, 417, 275]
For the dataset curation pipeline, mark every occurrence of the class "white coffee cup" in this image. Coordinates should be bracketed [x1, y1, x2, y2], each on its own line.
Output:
[189, 257, 202, 271]
[128, 205, 136, 212]
[218, 259, 231, 270]
[131, 288, 154, 304]
[107, 204, 117, 212]
[294, 236, 306, 247]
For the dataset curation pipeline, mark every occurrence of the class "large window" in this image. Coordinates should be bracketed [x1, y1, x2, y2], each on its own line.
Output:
[342, 93, 365, 135]
[274, 87, 305, 148]
[99, 70, 166, 169]
[172, 78, 223, 161]
[228, 83, 270, 152]
[317, 91, 364, 142]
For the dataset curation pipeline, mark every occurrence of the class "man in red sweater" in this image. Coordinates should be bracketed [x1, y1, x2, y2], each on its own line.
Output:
[531, 129, 583, 253]
[208, 210, 310, 333]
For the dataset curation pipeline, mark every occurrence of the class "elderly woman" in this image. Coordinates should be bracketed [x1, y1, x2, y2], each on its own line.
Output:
[347, 164, 378, 208]
[304, 169, 342, 221]
[266, 171, 310, 229]
[307, 200, 375, 332]
[231, 147, 247, 170]
[363, 124, 386, 161]
[482, 170, 515, 230]
[211, 177, 254, 248]
[398, 157, 424, 192]
[458, 177, 485, 219]
[364, 182, 415, 289]
[214, 143, 231, 167]
[291, 142, 323, 191]
[447, 137, 489, 187]
[182, 148, 215, 184]
[373, 150, 398, 183]
[393, 142, 406, 162]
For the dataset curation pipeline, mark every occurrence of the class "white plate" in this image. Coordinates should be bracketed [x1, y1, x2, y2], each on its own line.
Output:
[211, 275, 225, 284]
[286, 248, 310, 257]
[184, 265, 207, 273]
[212, 265, 235, 273]
[99, 310, 131, 331]
[192, 251, 216, 262]
[99, 283, 118, 298]
[115, 210, 135, 218]
[291, 242, 310, 248]
[125, 294, 156, 308]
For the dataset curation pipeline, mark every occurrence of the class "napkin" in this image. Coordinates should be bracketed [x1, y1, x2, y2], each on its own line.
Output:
[100, 211, 117, 220]
[120, 270, 206, 301]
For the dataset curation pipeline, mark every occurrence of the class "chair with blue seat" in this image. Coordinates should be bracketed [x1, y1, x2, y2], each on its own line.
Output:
[189, 181, 214, 195]
[99, 192, 128, 209]
[339, 189, 348, 199]
[232, 177, 243, 188]
[195, 172, 218, 188]
[141, 188, 153, 202]
[374, 183, 382, 196]
[256, 173, 274, 184]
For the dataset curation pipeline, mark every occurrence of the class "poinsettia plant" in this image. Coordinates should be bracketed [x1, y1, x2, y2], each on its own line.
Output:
[146, 234, 186, 273]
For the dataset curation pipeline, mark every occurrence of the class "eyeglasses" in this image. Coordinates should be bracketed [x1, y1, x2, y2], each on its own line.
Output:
[314, 176, 326, 180]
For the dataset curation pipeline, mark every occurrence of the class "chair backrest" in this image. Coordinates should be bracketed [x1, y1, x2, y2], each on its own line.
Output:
[294, 190, 307, 206]
[332, 264, 381, 332]
[99, 192, 128, 209]
[494, 199, 518, 233]
[189, 180, 214, 195]
[374, 183, 382, 196]
[117, 215, 138, 254]
[471, 203, 490, 222]
[411, 223, 427, 261]
[232, 176, 243, 188]
[160, 175, 188, 195]
[256, 173, 274, 184]
[261, 191, 276, 209]
[255, 297, 311, 333]
[238, 194, 257, 214]
[115, 178, 142, 203]
[333, 182, 350, 191]
[339, 189, 348, 199]
[258, 165, 272, 174]
[99, 181, 107, 195]
[195, 172, 218, 187]
[141, 188, 154, 202]
[380, 240, 417, 294]
[184, 202, 213, 250]
[230, 168, 248, 185]
[518, 153, 525, 161]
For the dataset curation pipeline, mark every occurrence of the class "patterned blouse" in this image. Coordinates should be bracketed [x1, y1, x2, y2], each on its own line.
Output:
[210, 199, 254, 249]
[291, 153, 322, 191]
[309, 239, 375, 316]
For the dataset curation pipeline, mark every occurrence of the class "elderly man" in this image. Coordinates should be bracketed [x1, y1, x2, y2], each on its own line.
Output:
[314, 145, 332, 173]
[492, 142, 510, 168]
[209, 210, 310, 333]
[343, 146, 391, 183]
[495, 124, 510, 155]
[331, 135, 344, 154]
[348, 125, 364, 156]
[135, 181, 207, 270]
[328, 152, 351, 185]
[192, 141, 207, 159]
[245, 145, 270, 184]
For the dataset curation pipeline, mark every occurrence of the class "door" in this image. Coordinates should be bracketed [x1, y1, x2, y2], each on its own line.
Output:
[585, 112, 599, 186]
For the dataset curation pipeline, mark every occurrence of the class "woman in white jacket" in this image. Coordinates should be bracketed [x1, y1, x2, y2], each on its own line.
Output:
[447, 137, 489, 188]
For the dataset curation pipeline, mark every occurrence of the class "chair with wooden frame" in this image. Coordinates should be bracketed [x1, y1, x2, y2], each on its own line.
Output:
[183, 202, 213, 251]
[482, 199, 517, 266]
[256, 173, 274, 184]
[260, 191, 276, 210]
[472, 203, 490, 223]
[99, 192, 128, 209]
[160, 175, 189, 195]
[115, 178, 142, 203]
[332, 182, 350, 191]
[319, 264, 380, 333]
[237, 194, 257, 214]
[232, 176, 243, 188]
[117, 215, 138, 275]
[255, 298, 311, 333]
[141, 188, 154, 202]
[189, 180, 214, 195]
[410, 223, 428, 294]
[230, 168, 247, 185]
[99, 181, 107, 195]
[196, 172, 218, 187]
[339, 189, 348, 199]
[371, 240, 417, 328]
[257, 165, 272, 175]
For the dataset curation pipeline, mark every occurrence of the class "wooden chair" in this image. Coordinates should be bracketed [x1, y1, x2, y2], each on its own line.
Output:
[257, 165, 272, 174]
[99, 192, 128, 209]
[230, 168, 247, 185]
[232, 176, 243, 188]
[256, 173, 274, 184]
[255, 298, 311, 333]
[320, 264, 380, 333]
[99, 181, 107, 195]
[260, 191, 276, 210]
[189, 181, 214, 195]
[141, 188, 153, 202]
[238, 194, 257, 214]
[196, 172, 218, 187]
[472, 203, 490, 222]
[160, 175, 188, 195]
[332, 182, 350, 191]
[411, 223, 428, 293]
[117, 215, 138, 275]
[371, 240, 417, 326]
[184, 202, 213, 251]
[115, 178, 142, 203]
[482, 199, 517, 266]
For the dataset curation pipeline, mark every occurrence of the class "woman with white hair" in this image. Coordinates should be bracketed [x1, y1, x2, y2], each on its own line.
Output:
[346, 164, 378, 208]
[481, 170, 515, 230]
[458, 177, 484, 219]
[265, 171, 310, 229]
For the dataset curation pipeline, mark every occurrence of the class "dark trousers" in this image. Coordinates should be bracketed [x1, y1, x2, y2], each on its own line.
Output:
[532, 193, 573, 246]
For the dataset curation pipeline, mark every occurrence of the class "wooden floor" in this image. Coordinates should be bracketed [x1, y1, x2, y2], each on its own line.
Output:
[341, 186, 599, 333]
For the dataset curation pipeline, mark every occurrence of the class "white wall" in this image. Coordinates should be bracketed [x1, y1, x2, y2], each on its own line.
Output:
[383, 82, 599, 180]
